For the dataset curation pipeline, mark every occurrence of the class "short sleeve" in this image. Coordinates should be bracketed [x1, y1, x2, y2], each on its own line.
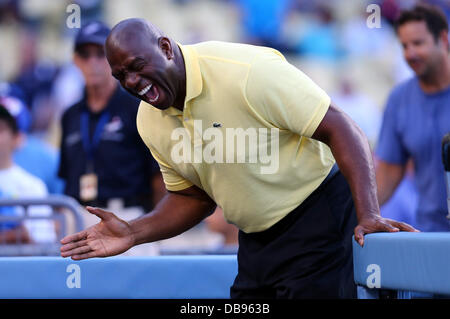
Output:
[147, 145, 194, 192]
[245, 54, 331, 137]
[375, 91, 409, 164]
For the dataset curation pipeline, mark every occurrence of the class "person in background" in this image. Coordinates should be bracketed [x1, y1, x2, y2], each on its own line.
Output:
[0, 104, 56, 244]
[376, 4, 450, 231]
[58, 21, 165, 255]
[379, 160, 418, 229]
[0, 83, 64, 194]
[12, 29, 59, 136]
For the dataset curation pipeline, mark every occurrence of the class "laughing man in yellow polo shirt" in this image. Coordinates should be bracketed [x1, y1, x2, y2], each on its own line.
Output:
[60, 18, 418, 299]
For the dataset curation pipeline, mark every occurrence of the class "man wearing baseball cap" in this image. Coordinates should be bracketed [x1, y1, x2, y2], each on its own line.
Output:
[74, 21, 111, 51]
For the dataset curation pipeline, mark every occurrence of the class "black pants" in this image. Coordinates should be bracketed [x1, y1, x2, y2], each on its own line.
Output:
[230, 167, 358, 299]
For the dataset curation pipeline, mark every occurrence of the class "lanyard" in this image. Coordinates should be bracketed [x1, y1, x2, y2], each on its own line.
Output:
[80, 111, 110, 169]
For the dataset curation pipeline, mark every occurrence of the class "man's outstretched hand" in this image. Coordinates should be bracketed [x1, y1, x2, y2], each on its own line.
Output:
[60, 206, 135, 260]
[354, 215, 420, 247]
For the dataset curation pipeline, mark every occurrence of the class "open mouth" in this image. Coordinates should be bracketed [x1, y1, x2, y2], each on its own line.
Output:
[138, 83, 160, 104]
[138, 83, 152, 96]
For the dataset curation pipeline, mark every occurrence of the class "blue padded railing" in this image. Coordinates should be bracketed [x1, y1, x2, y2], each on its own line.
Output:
[3, 232, 449, 299]
[0, 255, 238, 299]
[353, 232, 450, 298]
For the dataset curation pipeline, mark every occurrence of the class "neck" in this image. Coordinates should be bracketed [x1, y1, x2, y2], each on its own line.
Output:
[418, 55, 450, 94]
[172, 44, 187, 112]
[86, 78, 117, 113]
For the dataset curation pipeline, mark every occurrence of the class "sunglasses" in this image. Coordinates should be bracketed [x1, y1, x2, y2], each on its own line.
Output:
[76, 46, 105, 60]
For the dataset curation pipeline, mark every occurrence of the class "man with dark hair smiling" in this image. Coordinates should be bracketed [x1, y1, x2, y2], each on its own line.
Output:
[376, 4, 450, 232]
[61, 18, 418, 299]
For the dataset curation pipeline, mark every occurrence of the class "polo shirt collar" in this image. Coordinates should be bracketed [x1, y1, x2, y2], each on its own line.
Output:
[163, 43, 202, 116]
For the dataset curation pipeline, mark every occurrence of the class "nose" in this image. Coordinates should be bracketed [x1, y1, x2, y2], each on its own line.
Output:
[124, 72, 140, 91]
[404, 44, 417, 61]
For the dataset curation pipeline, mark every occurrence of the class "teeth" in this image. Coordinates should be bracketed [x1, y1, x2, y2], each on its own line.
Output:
[138, 84, 152, 96]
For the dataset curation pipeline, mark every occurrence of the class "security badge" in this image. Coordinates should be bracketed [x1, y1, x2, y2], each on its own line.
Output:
[78, 117, 124, 201]
[79, 110, 111, 202]
[80, 173, 98, 202]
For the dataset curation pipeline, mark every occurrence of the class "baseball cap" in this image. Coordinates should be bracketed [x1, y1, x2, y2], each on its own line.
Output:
[74, 21, 111, 51]
[0, 83, 31, 133]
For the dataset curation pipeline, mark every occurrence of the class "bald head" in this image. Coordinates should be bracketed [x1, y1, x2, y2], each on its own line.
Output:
[105, 18, 186, 111]
[106, 18, 163, 54]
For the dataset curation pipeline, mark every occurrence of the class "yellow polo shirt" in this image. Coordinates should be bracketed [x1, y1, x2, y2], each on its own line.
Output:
[137, 41, 335, 233]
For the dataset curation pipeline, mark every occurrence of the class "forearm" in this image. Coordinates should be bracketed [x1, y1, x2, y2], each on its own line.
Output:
[312, 105, 419, 242]
[314, 106, 380, 222]
[129, 190, 216, 245]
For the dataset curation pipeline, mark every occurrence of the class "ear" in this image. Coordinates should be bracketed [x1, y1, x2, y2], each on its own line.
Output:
[158, 37, 174, 60]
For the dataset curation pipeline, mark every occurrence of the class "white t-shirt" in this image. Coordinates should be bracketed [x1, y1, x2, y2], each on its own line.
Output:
[0, 165, 56, 243]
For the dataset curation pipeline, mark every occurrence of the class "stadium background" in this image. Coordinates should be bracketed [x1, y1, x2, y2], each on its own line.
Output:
[0, 0, 448, 253]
